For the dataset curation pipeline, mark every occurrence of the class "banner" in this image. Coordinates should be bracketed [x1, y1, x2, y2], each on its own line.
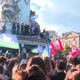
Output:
[31, 49, 38, 53]
[31, 15, 38, 21]
[53, 39, 63, 50]
[71, 38, 80, 57]
[0, 33, 19, 49]
[73, 46, 80, 56]
[42, 43, 51, 59]
[31, 46, 44, 54]
[72, 45, 77, 57]
[76, 47, 80, 55]
[49, 42, 57, 57]
[32, 21, 36, 34]
[36, 46, 44, 54]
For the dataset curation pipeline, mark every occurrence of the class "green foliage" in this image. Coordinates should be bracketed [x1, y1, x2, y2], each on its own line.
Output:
[57, 50, 62, 55]
[56, 50, 62, 57]
[62, 44, 71, 55]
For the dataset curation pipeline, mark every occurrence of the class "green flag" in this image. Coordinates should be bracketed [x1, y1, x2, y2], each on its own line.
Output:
[42, 50, 48, 57]
[31, 49, 38, 53]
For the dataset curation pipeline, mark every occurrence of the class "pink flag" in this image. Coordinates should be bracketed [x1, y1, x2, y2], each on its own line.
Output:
[53, 39, 63, 50]
[68, 49, 72, 56]
[71, 38, 76, 57]
[75, 46, 80, 55]
[72, 45, 76, 57]
[71, 38, 80, 57]
[49, 42, 57, 57]
[72, 46, 80, 57]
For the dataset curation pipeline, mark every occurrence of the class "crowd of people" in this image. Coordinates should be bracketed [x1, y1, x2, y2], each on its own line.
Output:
[0, 53, 80, 80]
[12, 22, 40, 36]
[1, 22, 49, 41]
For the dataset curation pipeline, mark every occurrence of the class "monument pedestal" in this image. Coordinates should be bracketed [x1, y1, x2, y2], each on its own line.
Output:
[5, 23, 12, 34]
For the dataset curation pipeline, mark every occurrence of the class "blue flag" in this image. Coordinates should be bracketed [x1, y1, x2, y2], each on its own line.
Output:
[32, 46, 44, 54]
[36, 46, 44, 54]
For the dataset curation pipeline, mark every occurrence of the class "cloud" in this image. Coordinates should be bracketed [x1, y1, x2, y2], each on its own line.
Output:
[31, 0, 80, 36]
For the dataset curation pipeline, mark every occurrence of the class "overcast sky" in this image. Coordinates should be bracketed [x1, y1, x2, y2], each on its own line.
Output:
[30, 0, 80, 36]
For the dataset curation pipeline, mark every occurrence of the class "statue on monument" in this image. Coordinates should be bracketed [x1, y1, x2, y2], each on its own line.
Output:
[0, 0, 21, 24]
[0, 0, 30, 34]
[0, 0, 30, 23]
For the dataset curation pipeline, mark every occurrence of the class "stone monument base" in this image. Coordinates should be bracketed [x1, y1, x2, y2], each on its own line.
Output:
[5, 23, 12, 34]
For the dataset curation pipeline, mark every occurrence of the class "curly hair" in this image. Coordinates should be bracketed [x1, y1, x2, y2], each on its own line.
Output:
[27, 56, 46, 74]
[12, 65, 46, 80]
[69, 57, 79, 67]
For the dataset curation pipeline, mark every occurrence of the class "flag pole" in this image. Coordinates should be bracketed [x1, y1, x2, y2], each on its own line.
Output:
[18, 48, 21, 57]
[46, 37, 51, 59]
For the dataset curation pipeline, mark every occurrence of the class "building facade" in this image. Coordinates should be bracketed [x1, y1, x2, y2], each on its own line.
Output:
[61, 31, 80, 48]
[47, 30, 58, 39]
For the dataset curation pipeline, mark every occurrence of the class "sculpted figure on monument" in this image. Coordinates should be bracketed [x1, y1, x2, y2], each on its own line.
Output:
[0, 0, 21, 23]
[0, 0, 21, 4]
[0, 0, 30, 34]
[0, 0, 30, 24]
[24, 0, 30, 5]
